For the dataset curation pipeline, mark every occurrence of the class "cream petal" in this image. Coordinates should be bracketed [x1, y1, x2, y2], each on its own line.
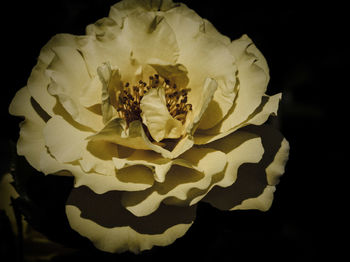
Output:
[109, 0, 177, 25]
[194, 93, 281, 145]
[187, 78, 218, 135]
[231, 186, 276, 211]
[87, 11, 179, 74]
[140, 87, 183, 142]
[163, 4, 237, 129]
[266, 138, 290, 186]
[66, 186, 195, 253]
[79, 140, 118, 177]
[43, 115, 94, 163]
[46, 45, 104, 131]
[203, 125, 289, 212]
[9, 87, 77, 176]
[97, 63, 120, 124]
[113, 150, 196, 183]
[9, 87, 54, 172]
[88, 118, 194, 159]
[121, 147, 226, 217]
[215, 34, 269, 132]
[27, 34, 80, 116]
[149, 61, 189, 90]
[87, 118, 151, 150]
[122, 13, 179, 65]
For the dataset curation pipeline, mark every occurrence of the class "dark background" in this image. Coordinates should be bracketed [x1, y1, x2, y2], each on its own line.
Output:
[1, 0, 345, 261]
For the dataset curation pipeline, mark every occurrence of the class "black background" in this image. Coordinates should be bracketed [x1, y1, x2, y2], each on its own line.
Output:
[1, 0, 345, 261]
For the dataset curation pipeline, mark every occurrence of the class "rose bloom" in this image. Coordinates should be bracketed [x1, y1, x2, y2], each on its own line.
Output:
[9, 0, 289, 254]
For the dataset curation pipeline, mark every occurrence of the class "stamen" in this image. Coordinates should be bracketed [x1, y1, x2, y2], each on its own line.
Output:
[115, 74, 192, 127]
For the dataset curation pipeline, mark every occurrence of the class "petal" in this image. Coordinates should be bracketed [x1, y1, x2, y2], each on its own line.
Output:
[43, 115, 94, 163]
[97, 63, 120, 124]
[79, 140, 118, 177]
[66, 186, 196, 253]
[27, 34, 79, 116]
[186, 78, 218, 135]
[163, 4, 237, 129]
[46, 45, 104, 131]
[214, 35, 269, 132]
[73, 164, 154, 194]
[121, 147, 227, 217]
[194, 93, 281, 145]
[266, 138, 290, 186]
[87, 11, 179, 79]
[140, 87, 183, 142]
[203, 125, 289, 212]
[113, 150, 196, 183]
[88, 118, 194, 159]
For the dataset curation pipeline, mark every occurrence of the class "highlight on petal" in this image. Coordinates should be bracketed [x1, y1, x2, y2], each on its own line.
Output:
[43, 115, 94, 163]
[66, 186, 196, 253]
[26, 34, 79, 117]
[203, 125, 289, 212]
[88, 118, 193, 159]
[121, 147, 227, 217]
[140, 87, 183, 142]
[46, 44, 104, 131]
[194, 93, 281, 144]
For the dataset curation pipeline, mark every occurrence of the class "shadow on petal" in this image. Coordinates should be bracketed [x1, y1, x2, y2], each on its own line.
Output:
[66, 186, 196, 235]
[203, 125, 285, 210]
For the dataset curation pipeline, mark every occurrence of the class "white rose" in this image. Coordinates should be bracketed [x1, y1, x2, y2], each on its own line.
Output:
[9, 0, 289, 254]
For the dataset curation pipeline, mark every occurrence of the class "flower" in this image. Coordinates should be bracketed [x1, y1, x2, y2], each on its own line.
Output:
[9, 0, 289, 254]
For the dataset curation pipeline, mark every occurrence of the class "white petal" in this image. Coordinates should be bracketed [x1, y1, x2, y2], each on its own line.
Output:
[140, 87, 183, 142]
[43, 116, 93, 163]
[66, 185, 195, 253]
[266, 138, 290, 186]
[88, 118, 194, 159]
[121, 147, 227, 217]
[218, 34, 269, 131]
[194, 94, 281, 145]
[203, 125, 289, 212]
[46, 45, 104, 131]
[163, 4, 237, 129]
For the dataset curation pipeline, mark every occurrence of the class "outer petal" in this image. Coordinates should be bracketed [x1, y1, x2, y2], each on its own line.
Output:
[198, 34, 270, 135]
[46, 45, 104, 131]
[203, 125, 289, 212]
[66, 186, 196, 253]
[121, 147, 227, 217]
[194, 93, 281, 144]
[43, 115, 93, 163]
[26, 34, 78, 117]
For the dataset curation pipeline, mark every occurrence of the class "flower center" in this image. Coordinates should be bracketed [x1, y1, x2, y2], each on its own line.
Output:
[116, 74, 192, 126]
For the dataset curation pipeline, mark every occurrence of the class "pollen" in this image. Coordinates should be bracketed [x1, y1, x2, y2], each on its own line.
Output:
[115, 74, 192, 127]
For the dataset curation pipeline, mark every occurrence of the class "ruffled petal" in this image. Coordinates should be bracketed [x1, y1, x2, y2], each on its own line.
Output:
[46, 44, 104, 131]
[203, 125, 289, 212]
[66, 186, 196, 253]
[43, 115, 94, 163]
[209, 34, 269, 132]
[121, 147, 226, 217]
[194, 93, 281, 144]
[140, 87, 183, 142]
[88, 118, 193, 159]
[163, 4, 237, 129]
[113, 150, 195, 183]
[26, 34, 79, 117]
